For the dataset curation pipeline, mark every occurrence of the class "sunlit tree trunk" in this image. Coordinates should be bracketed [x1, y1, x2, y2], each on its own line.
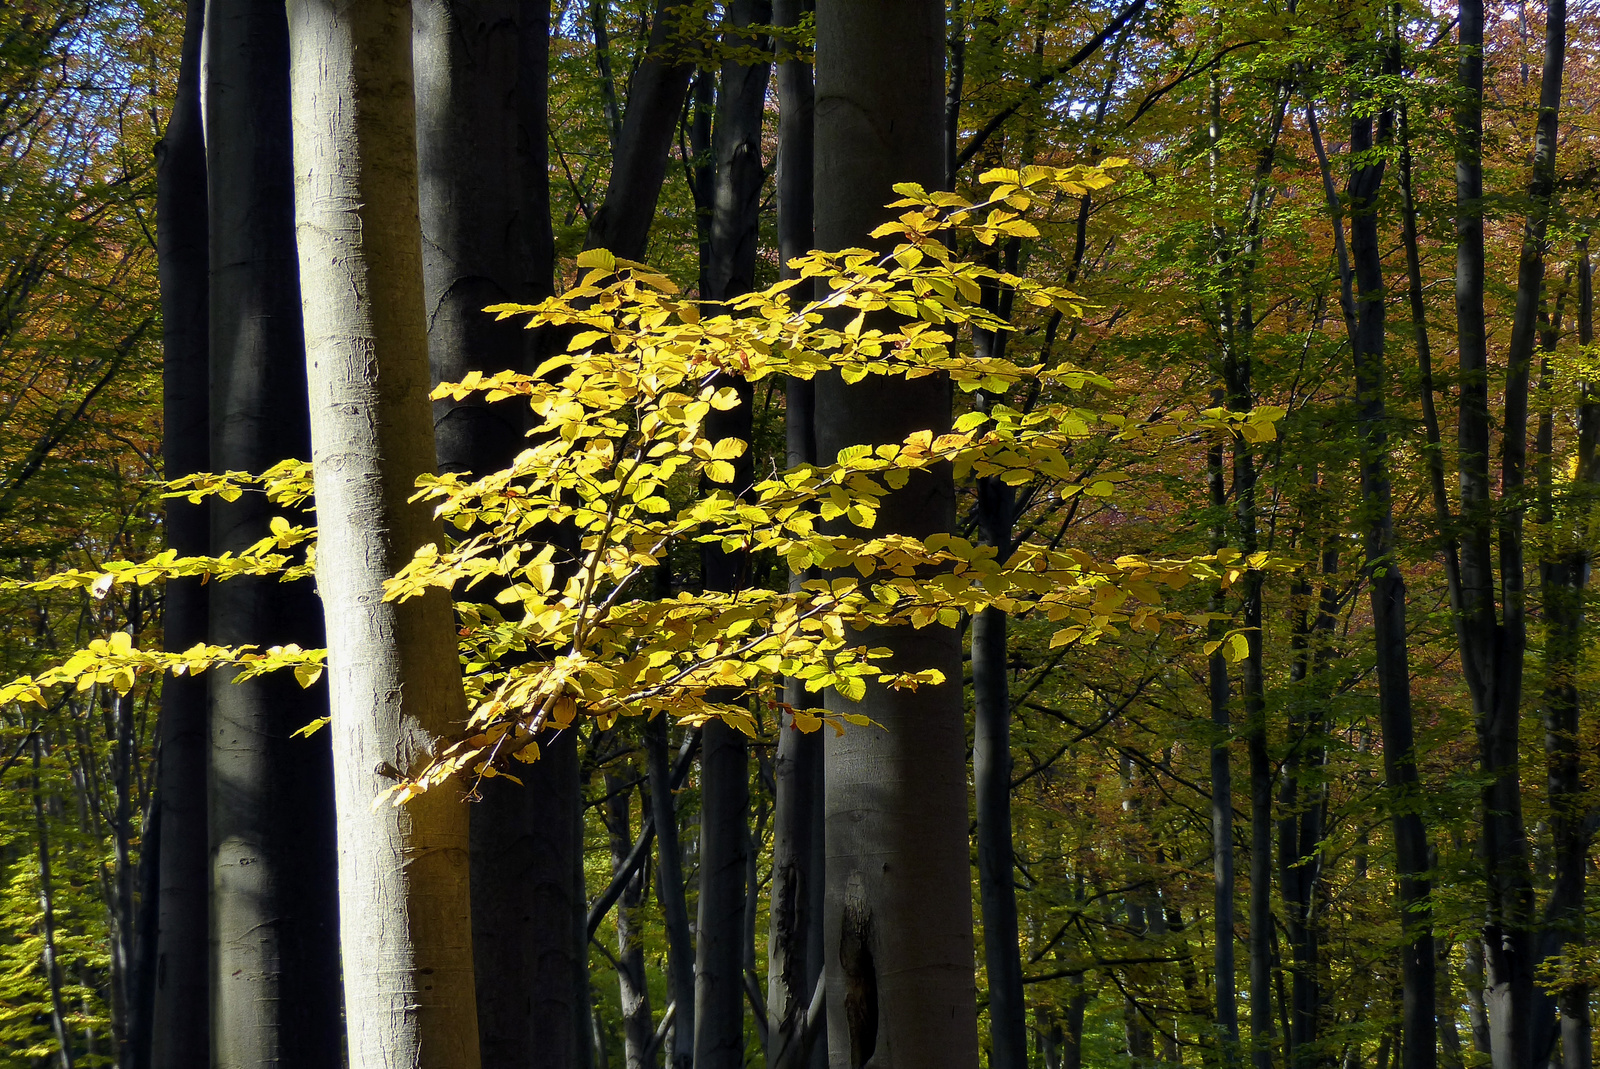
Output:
[286, 0, 479, 1063]
[814, 3, 979, 1065]
[603, 776, 655, 1069]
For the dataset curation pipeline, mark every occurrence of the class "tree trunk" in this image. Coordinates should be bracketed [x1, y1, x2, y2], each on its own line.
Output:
[1511, 6, 1570, 1066]
[584, 0, 702, 260]
[204, 0, 343, 1061]
[693, 7, 769, 1062]
[1552, 237, 1596, 1069]
[1450, 0, 1567, 1060]
[410, 1, 581, 1062]
[604, 775, 655, 1069]
[768, 4, 824, 1064]
[151, 0, 211, 1061]
[814, 3, 979, 1066]
[1209, 431, 1240, 1066]
[33, 737, 75, 1069]
[647, 712, 696, 1069]
[1281, 543, 1334, 1069]
[973, 318, 1025, 1069]
[286, 0, 480, 1062]
[1348, 87, 1436, 1069]
[696, 721, 750, 1069]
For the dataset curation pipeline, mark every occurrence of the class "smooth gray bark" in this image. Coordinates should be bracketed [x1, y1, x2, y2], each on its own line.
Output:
[203, 0, 343, 1062]
[151, 0, 210, 1061]
[1507, 6, 1569, 1066]
[1208, 433, 1239, 1064]
[286, 0, 480, 1063]
[695, 721, 750, 1069]
[814, 4, 979, 1066]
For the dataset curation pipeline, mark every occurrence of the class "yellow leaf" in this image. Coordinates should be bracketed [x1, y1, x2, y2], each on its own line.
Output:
[292, 716, 330, 738]
[576, 248, 616, 272]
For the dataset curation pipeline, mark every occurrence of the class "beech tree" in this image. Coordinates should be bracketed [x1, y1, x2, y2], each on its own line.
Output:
[813, 3, 981, 1065]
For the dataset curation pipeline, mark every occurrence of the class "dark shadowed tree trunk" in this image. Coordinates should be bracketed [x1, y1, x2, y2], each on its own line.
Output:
[584, 0, 703, 261]
[286, 0, 480, 1062]
[972, 280, 1026, 1069]
[814, 3, 979, 1066]
[151, 0, 210, 1062]
[202, 0, 342, 1061]
[411, 1, 582, 1063]
[647, 710, 696, 1069]
[768, 8, 824, 1065]
[1451, 0, 1566, 1062]
[1344, 67, 1436, 1069]
[695, 7, 770, 1061]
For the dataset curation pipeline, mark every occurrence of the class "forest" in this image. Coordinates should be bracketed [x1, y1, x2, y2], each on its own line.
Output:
[0, 0, 1595, 1067]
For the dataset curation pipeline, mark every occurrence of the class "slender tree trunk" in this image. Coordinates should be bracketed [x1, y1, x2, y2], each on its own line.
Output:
[1552, 236, 1596, 1069]
[128, 786, 161, 1069]
[33, 737, 75, 1069]
[1209, 431, 1240, 1065]
[204, 0, 343, 1060]
[814, 4, 979, 1066]
[696, 720, 750, 1069]
[1347, 82, 1436, 1069]
[584, 0, 702, 260]
[151, 0, 210, 1061]
[973, 295, 1026, 1069]
[411, 2, 581, 1063]
[768, 5, 823, 1065]
[604, 776, 655, 1069]
[1062, 978, 1088, 1069]
[1510, 6, 1570, 1067]
[286, 0, 479, 1063]
[1282, 538, 1334, 1069]
[692, 7, 769, 1062]
[647, 712, 696, 1069]
[1450, 0, 1567, 1060]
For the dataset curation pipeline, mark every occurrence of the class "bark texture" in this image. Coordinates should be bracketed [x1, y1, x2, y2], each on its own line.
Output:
[286, 0, 480, 1063]
[814, 4, 979, 1066]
